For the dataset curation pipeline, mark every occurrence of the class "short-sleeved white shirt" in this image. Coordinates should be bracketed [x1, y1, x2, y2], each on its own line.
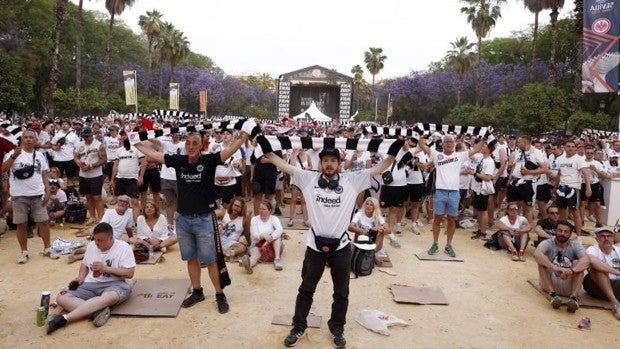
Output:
[159, 138, 185, 180]
[510, 147, 546, 181]
[5, 149, 49, 196]
[51, 131, 80, 161]
[556, 154, 586, 189]
[350, 211, 385, 231]
[586, 244, 620, 281]
[291, 168, 371, 252]
[82, 239, 136, 283]
[431, 149, 470, 191]
[114, 146, 142, 179]
[101, 208, 134, 240]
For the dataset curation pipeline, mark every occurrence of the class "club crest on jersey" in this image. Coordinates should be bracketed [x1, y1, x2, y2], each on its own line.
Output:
[438, 154, 444, 161]
[334, 185, 343, 194]
[196, 165, 204, 172]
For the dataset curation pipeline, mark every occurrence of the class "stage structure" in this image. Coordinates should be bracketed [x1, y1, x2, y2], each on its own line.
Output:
[277, 65, 354, 122]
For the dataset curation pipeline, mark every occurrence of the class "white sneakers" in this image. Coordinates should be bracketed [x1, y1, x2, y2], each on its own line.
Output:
[17, 251, 29, 264]
[411, 221, 423, 235]
[41, 248, 60, 260]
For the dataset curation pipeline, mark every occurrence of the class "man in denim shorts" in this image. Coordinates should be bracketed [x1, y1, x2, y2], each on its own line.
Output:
[418, 134, 485, 257]
[136, 121, 256, 314]
[47, 222, 136, 334]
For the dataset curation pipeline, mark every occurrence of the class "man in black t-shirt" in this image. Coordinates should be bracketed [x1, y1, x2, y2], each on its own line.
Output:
[136, 124, 255, 315]
[532, 206, 576, 247]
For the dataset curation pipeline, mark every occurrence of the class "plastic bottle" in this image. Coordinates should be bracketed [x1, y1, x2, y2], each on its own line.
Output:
[229, 250, 236, 264]
[148, 245, 154, 262]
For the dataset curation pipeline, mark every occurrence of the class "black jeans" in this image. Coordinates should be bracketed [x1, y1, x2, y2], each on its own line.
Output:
[292, 244, 352, 334]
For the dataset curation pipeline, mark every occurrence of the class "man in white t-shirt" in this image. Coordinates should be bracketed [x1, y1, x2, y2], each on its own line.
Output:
[583, 226, 620, 319]
[418, 134, 484, 258]
[553, 140, 591, 236]
[3, 129, 59, 263]
[74, 127, 107, 224]
[47, 222, 136, 334]
[100, 195, 135, 240]
[51, 120, 80, 186]
[262, 139, 404, 348]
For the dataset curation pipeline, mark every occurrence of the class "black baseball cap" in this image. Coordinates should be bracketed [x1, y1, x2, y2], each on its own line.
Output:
[319, 148, 340, 160]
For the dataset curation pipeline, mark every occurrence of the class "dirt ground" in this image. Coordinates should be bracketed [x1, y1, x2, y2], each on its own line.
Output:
[0, 211, 618, 349]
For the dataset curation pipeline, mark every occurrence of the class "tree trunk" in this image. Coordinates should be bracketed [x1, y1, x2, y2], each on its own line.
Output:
[76, 0, 83, 116]
[475, 35, 482, 107]
[103, 13, 116, 95]
[457, 74, 463, 105]
[530, 11, 539, 82]
[159, 64, 163, 99]
[549, 7, 560, 84]
[146, 37, 153, 95]
[48, 0, 68, 119]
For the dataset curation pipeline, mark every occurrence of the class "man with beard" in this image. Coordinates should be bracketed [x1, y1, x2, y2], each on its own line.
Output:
[532, 205, 576, 247]
[260, 139, 404, 348]
[533, 221, 589, 313]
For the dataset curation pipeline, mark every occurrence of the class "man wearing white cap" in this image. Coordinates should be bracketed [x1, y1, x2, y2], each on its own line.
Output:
[583, 226, 620, 320]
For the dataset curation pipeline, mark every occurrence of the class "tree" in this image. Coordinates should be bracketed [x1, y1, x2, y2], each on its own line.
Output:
[138, 9, 162, 95]
[460, 0, 507, 106]
[156, 22, 190, 86]
[521, 0, 545, 81]
[567, 111, 610, 134]
[75, 0, 85, 116]
[544, 0, 566, 83]
[363, 47, 387, 120]
[103, 0, 136, 94]
[48, 0, 69, 118]
[351, 64, 364, 112]
[444, 37, 476, 105]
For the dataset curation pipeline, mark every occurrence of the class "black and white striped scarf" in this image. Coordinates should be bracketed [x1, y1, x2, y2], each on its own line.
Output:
[127, 119, 255, 144]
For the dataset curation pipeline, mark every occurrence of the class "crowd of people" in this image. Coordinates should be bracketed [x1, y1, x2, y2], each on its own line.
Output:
[1, 114, 619, 346]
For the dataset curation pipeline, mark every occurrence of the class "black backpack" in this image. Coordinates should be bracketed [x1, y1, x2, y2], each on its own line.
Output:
[351, 245, 375, 277]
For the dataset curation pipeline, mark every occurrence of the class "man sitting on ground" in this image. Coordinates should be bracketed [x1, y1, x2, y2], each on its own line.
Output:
[583, 226, 620, 320]
[532, 205, 576, 247]
[533, 221, 589, 313]
[47, 222, 135, 334]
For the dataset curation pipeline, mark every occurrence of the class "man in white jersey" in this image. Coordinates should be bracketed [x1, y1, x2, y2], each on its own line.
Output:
[506, 135, 548, 223]
[261, 138, 404, 348]
[553, 140, 591, 236]
[47, 222, 135, 334]
[583, 226, 620, 320]
[2, 129, 59, 264]
[579, 145, 609, 228]
[102, 124, 121, 182]
[418, 134, 484, 258]
[74, 128, 107, 224]
[111, 132, 146, 219]
[51, 120, 80, 186]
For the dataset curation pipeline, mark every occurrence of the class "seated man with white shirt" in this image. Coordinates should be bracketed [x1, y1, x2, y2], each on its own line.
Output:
[583, 226, 620, 320]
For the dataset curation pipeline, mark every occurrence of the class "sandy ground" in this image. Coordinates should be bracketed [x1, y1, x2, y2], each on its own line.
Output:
[0, 210, 619, 349]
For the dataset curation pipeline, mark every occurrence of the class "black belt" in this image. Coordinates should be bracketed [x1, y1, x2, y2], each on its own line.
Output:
[180, 211, 212, 217]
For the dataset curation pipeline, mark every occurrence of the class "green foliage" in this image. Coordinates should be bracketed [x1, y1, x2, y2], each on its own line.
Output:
[480, 35, 531, 65]
[185, 52, 224, 75]
[242, 105, 272, 119]
[567, 111, 611, 134]
[0, 51, 34, 111]
[444, 104, 494, 126]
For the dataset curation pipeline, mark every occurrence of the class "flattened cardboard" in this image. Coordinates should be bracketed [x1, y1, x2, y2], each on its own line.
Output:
[389, 285, 449, 305]
[415, 252, 464, 262]
[111, 279, 190, 317]
[527, 279, 613, 310]
[272, 314, 322, 328]
[375, 254, 393, 267]
[137, 251, 164, 264]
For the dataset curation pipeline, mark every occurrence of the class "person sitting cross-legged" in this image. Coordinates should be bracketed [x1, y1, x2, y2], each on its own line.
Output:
[47, 222, 136, 334]
[241, 200, 284, 273]
[496, 203, 532, 262]
[583, 226, 620, 320]
[129, 200, 177, 252]
[533, 220, 589, 313]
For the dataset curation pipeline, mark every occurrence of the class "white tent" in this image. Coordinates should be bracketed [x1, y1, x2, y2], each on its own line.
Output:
[292, 101, 332, 122]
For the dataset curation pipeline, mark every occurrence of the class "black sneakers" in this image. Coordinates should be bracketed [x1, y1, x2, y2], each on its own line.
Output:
[332, 332, 346, 348]
[284, 329, 305, 347]
[181, 288, 205, 308]
[274, 207, 282, 216]
[215, 292, 229, 314]
[46, 314, 67, 335]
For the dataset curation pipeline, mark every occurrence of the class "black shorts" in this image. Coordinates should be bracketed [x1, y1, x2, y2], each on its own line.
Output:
[473, 193, 489, 211]
[54, 159, 79, 179]
[139, 168, 161, 193]
[495, 177, 508, 192]
[583, 273, 620, 301]
[114, 178, 140, 199]
[252, 166, 276, 195]
[79, 175, 104, 196]
[459, 189, 469, 207]
[580, 182, 603, 203]
[380, 185, 408, 208]
[506, 180, 534, 206]
[407, 183, 425, 203]
[214, 185, 237, 204]
[536, 183, 553, 202]
[555, 187, 580, 209]
[105, 162, 115, 182]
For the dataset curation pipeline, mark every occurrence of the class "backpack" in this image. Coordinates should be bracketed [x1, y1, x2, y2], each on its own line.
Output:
[351, 245, 375, 277]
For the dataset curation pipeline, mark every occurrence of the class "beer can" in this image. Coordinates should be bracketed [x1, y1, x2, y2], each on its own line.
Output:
[40, 291, 51, 318]
[36, 306, 46, 327]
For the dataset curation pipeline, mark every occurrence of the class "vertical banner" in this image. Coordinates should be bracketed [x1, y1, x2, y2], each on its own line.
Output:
[169, 83, 179, 110]
[123, 70, 137, 105]
[582, 1, 620, 93]
[199, 89, 207, 113]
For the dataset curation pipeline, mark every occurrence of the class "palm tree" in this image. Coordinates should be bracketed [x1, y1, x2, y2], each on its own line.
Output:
[75, 0, 85, 116]
[521, 0, 545, 81]
[364, 47, 387, 120]
[460, 0, 507, 106]
[156, 22, 190, 86]
[545, 0, 565, 83]
[445, 37, 476, 105]
[103, 0, 136, 94]
[48, 0, 69, 118]
[138, 10, 163, 95]
[351, 65, 364, 112]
